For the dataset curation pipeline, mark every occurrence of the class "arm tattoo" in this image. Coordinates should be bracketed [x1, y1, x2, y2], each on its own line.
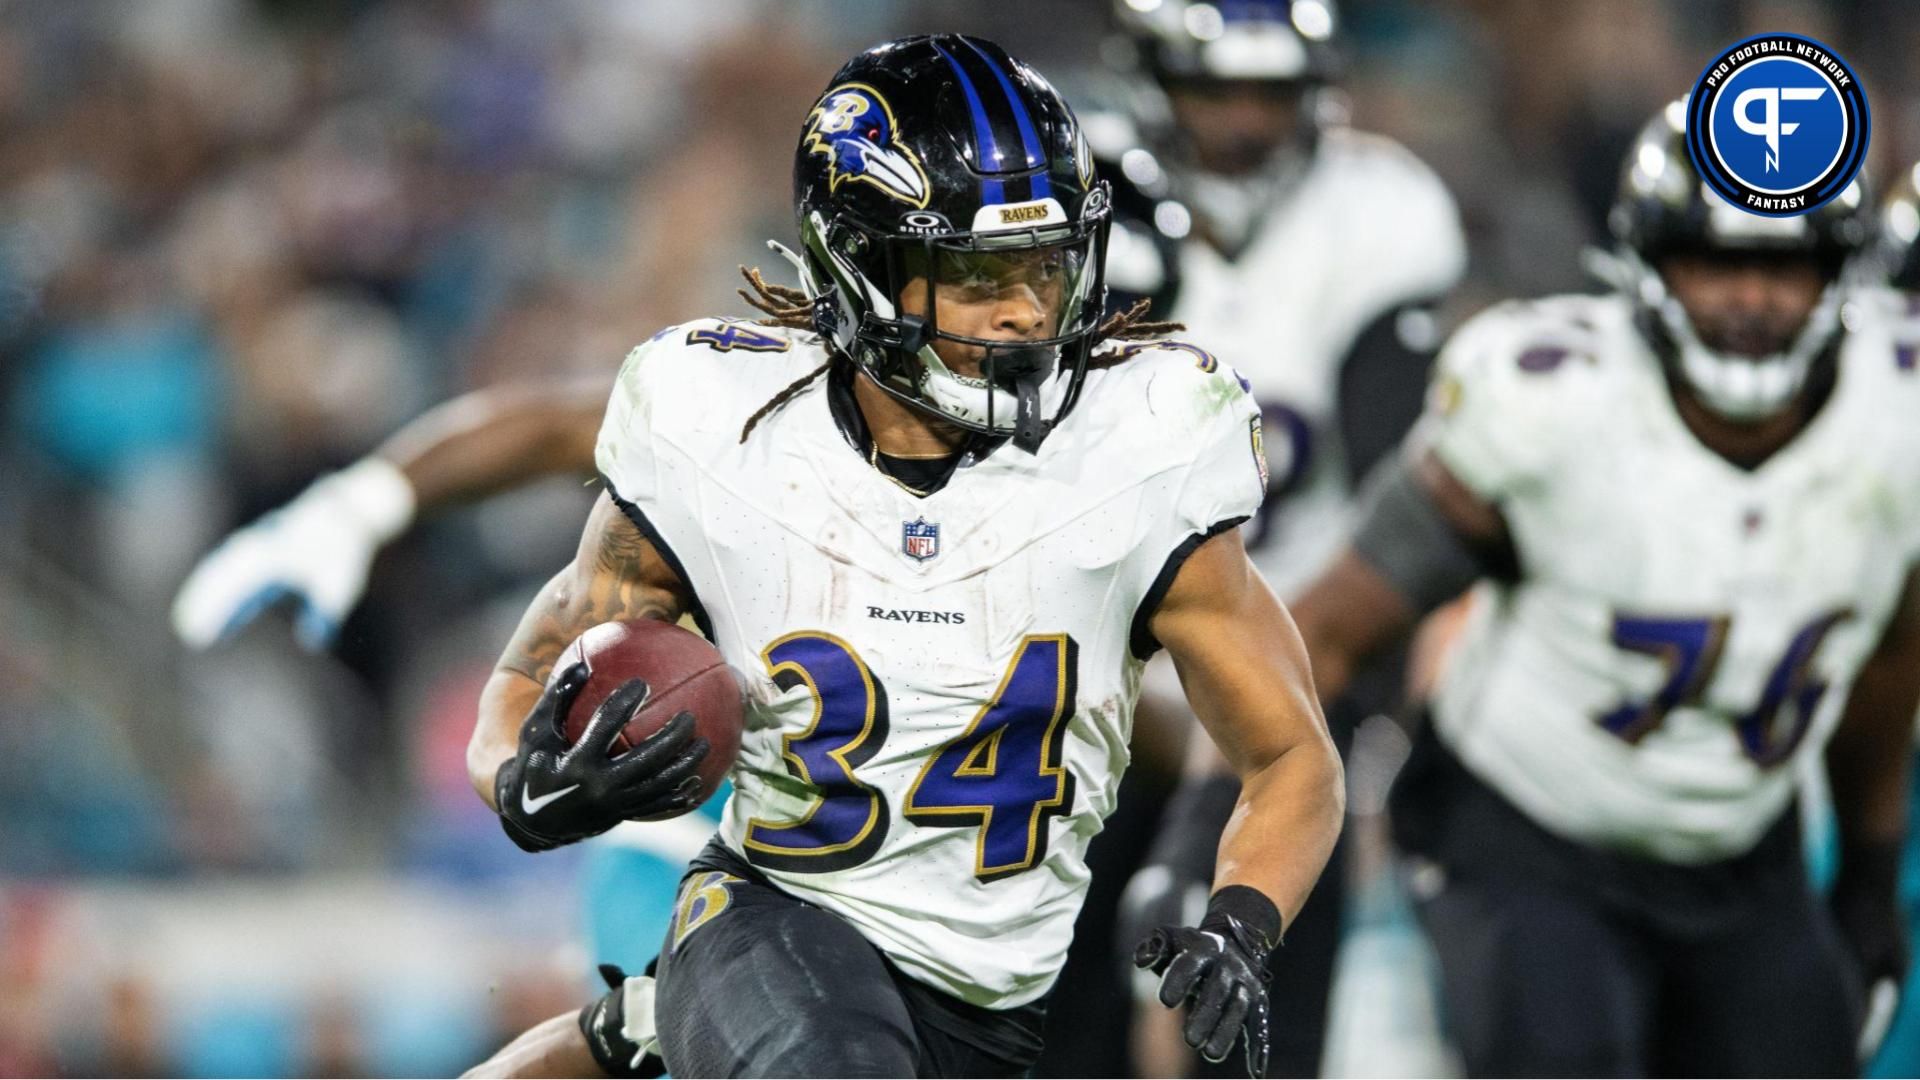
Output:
[497, 503, 684, 685]
[593, 512, 656, 580]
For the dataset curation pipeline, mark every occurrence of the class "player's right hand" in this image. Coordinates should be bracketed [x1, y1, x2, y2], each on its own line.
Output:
[493, 663, 710, 853]
[171, 458, 416, 651]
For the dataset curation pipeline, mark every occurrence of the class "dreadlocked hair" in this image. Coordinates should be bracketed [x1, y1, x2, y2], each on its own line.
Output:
[735, 281, 1186, 443]
[739, 358, 832, 443]
[736, 264, 833, 443]
[1089, 298, 1184, 368]
[735, 264, 834, 442]
[737, 265, 818, 331]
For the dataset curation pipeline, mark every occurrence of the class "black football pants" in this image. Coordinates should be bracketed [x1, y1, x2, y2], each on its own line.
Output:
[1419, 867, 1860, 1077]
[652, 840, 1046, 1078]
[1397, 728, 1861, 1078]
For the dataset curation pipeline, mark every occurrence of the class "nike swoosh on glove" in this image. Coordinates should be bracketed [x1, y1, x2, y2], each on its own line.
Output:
[494, 661, 710, 852]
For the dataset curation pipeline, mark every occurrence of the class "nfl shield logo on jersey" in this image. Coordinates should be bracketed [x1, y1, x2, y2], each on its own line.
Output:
[902, 517, 940, 561]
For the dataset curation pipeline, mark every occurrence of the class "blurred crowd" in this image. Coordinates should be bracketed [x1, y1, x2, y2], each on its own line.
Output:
[1, 0, 851, 882]
[4, 0, 1920, 1074]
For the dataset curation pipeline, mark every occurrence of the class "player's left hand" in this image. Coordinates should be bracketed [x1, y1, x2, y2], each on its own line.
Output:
[1827, 849, 1904, 1060]
[1833, 881, 1910, 990]
[1831, 852, 1909, 1062]
[1134, 885, 1280, 1077]
[1831, 838, 1910, 987]
[1117, 772, 1239, 995]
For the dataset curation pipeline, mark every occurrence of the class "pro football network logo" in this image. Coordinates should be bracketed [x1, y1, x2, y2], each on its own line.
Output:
[1685, 33, 1868, 216]
[902, 517, 940, 562]
[805, 83, 931, 208]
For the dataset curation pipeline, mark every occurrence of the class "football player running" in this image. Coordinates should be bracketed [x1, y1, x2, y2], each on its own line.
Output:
[1283, 99, 1920, 1076]
[1097, 1, 1465, 1074]
[465, 35, 1340, 1079]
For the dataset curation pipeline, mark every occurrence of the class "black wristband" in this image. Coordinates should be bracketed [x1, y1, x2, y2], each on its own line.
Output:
[1202, 884, 1283, 952]
[578, 968, 653, 1079]
[578, 999, 622, 1076]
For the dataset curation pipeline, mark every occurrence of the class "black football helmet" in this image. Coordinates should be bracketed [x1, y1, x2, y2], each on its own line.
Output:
[791, 35, 1111, 453]
[1608, 97, 1870, 420]
[1111, 0, 1341, 255]
[1089, 126, 1190, 315]
[1118, 0, 1338, 85]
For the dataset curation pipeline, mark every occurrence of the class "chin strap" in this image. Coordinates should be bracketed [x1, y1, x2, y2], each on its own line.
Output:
[1000, 345, 1055, 453]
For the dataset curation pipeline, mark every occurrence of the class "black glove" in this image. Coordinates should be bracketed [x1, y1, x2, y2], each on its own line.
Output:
[578, 963, 666, 1078]
[1117, 772, 1239, 986]
[1833, 838, 1910, 984]
[1831, 840, 1909, 1062]
[494, 662, 710, 852]
[1134, 884, 1281, 1077]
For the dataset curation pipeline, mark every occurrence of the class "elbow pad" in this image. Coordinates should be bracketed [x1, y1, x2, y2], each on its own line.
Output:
[1349, 454, 1497, 612]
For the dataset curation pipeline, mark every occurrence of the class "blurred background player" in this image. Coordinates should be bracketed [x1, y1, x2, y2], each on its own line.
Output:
[466, 34, 1343, 1077]
[1281, 99, 1918, 1075]
[1086, 1, 1465, 1075]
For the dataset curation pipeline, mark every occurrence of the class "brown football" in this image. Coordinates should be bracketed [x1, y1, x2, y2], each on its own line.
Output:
[555, 619, 743, 819]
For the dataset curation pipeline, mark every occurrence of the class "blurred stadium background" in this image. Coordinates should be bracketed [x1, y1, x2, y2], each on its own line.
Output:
[2, 0, 1917, 1075]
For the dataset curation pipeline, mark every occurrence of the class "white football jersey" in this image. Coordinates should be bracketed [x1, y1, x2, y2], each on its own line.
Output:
[1420, 289, 1920, 863]
[1173, 128, 1466, 598]
[595, 318, 1265, 1008]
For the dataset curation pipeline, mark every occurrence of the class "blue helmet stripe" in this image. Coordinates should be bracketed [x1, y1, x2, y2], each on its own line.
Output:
[964, 39, 1050, 201]
[934, 42, 1005, 204]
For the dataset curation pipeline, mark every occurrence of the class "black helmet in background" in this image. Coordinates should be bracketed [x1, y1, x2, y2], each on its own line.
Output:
[1111, 0, 1341, 256]
[1120, 0, 1338, 85]
[1608, 97, 1870, 420]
